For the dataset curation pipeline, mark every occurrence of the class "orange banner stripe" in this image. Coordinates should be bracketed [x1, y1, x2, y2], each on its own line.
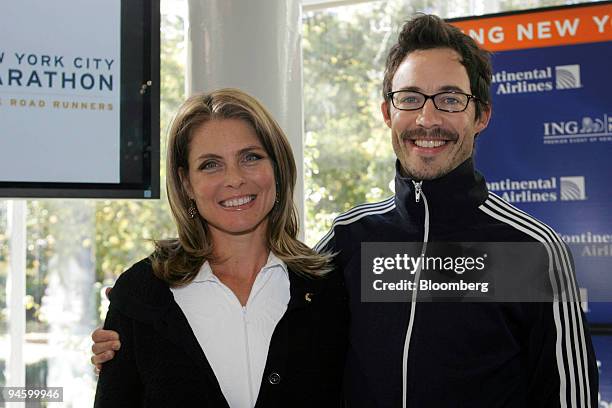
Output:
[450, 3, 612, 52]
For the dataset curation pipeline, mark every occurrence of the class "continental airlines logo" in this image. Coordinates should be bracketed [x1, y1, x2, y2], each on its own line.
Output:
[487, 176, 587, 203]
[543, 113, 612, 144]
[559, 177, 586, 201]
[492, 64, 581, 95]
[555, 65, 581, 89]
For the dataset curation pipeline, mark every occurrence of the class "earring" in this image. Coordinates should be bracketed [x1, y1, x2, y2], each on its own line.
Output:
[188, 201, 198, 219]
[275, 182, 280, 205]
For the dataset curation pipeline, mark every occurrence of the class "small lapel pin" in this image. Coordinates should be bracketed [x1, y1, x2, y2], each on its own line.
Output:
[304, 292, 313, 302]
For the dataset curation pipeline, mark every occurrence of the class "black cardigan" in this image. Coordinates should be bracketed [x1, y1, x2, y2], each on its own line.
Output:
[94, 258, 348, 407]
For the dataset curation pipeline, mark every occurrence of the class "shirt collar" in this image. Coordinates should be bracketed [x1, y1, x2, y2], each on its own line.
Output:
[192, 251, 288, 283]
[262, 251, 288, 274]
[393, 157, 489, 224]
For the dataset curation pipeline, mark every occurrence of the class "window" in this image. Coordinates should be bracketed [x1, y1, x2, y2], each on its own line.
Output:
[1, 1, 597, 405]
[301, 0, 592, 246]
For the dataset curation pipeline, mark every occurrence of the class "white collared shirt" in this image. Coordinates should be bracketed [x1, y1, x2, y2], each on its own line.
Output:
[170, 252, 290, 408]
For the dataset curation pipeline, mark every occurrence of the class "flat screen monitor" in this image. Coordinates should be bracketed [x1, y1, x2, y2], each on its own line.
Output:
[0, 0, 160, 198]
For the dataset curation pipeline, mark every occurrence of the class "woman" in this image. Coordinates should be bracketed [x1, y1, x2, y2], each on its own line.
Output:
[93, 89, 347, 407]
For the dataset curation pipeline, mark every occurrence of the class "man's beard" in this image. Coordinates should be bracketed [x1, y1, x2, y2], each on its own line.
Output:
[396, 127, 461, 181]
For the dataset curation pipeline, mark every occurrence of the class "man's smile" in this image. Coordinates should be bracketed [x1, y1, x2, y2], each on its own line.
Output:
[412, 139, 448, 148]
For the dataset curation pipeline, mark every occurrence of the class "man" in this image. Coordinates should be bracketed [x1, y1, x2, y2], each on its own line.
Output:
[93, 14, 598, 407]
[312, 14, 597, 408]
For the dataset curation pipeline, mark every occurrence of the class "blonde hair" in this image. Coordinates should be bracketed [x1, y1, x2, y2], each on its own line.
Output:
[152, 88, 332, 286]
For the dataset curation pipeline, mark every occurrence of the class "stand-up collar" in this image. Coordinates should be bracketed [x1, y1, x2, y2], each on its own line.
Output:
[394, 158, 488, 224]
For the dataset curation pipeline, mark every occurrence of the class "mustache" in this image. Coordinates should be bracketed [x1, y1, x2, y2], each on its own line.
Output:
[400, 127, 458, 141]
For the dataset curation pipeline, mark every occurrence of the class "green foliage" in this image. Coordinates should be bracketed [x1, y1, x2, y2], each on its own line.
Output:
[95, 14, 185, 281]
[302, 2, 425, 245]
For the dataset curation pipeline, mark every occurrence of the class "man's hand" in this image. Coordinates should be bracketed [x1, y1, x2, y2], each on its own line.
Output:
[91, 328, 121, 372]
[92, 287, 120, 373]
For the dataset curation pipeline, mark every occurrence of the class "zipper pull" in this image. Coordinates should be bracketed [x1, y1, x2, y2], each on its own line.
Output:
[413, 181, 423, 203]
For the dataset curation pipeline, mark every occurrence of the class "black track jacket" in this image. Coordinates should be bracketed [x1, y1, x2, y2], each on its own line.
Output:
[316, 158, 598, 408]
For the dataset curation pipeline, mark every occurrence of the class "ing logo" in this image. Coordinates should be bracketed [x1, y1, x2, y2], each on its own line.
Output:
[555, 65, 581, 90]
[559, 176, 586, 201]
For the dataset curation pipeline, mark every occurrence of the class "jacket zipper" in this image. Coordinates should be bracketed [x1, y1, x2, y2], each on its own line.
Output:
[414, 180, 422, 203]
[242, 306, 255, 408]
[402, 181, 430, 408]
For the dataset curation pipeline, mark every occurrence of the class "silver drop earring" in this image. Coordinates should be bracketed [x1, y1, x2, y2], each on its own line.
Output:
[275, 182, 280, 204]
[188, 201, 198, 219]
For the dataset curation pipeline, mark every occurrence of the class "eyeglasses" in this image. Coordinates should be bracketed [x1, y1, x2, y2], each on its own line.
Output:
[386, 90, 481, 113]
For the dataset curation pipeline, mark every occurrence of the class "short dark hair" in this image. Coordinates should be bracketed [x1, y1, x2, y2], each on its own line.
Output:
[382, 14, 492, 120]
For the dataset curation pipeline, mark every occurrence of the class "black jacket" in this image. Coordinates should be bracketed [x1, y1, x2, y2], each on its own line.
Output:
[93, 258, 348, 408]
[315, 158, 598, 408]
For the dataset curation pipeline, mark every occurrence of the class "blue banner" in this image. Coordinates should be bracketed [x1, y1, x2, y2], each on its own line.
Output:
[453, 2, 612, 325]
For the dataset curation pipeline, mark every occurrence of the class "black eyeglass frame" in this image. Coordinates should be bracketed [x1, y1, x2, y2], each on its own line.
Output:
[386, 90, 483, 113]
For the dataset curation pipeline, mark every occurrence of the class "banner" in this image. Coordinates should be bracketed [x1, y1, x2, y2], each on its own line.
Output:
[451, 2, 611, 399]
[451, 2, 612, 51]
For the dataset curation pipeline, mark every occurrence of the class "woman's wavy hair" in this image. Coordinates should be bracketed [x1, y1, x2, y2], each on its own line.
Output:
[151, 88, 332, 286]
